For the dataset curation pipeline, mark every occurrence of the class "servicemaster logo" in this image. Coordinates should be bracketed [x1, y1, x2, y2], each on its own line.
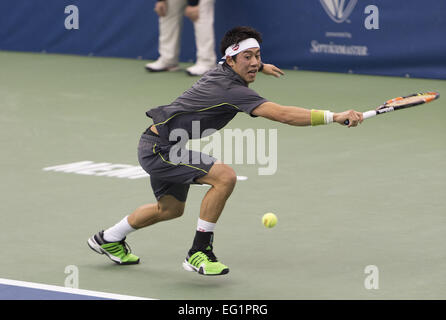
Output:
[319, 0, 358, 23]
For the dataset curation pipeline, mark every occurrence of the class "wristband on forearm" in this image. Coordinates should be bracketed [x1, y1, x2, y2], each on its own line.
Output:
[310, 109, 334, 126]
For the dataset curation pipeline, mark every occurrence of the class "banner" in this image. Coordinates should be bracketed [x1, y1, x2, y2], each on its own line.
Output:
[1, 0, 445, 79]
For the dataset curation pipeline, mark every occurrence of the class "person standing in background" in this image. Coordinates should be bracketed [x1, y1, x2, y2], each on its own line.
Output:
[146, 0, 216, 76]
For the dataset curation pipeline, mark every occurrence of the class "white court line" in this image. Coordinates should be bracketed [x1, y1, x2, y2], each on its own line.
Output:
[42, 160, 249, 182]
[0, 278, 155, 300]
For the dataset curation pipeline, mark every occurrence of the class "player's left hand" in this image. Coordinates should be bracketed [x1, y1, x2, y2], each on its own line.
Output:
[261, 64, 285, 78]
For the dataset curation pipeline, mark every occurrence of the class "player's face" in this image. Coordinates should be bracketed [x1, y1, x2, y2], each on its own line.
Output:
[228, 48, 261, 84]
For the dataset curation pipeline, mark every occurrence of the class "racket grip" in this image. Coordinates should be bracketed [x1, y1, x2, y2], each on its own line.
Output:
[343, 110, 377, 125]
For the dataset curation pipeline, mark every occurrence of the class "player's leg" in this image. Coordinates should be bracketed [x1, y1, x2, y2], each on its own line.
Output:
[88, 174, 190, 265]
[127, 194, 186, 229]
[146, 0, 186, 72]
[182, 161, 236, 275]
[146, 146, 233, 276]
[196, 161, 236, 223]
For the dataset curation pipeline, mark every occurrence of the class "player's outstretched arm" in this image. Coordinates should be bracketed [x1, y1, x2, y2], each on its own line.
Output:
[252, 102, 363, 127]
[260, 63, 284, 78]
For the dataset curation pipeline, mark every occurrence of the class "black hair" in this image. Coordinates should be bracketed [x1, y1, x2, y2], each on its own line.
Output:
[219, 26, 263, 58]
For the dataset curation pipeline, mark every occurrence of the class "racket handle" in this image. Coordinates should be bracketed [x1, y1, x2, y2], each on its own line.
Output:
[343, 110, 377, 125]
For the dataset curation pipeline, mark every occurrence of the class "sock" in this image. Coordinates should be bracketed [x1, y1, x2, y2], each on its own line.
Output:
[103, 216, 136, 242]
[197, 218, 216, 232]
[191, 231, 214, 252]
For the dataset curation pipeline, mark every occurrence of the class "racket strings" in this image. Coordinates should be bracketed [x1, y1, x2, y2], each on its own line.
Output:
[385, 93, 438, 107]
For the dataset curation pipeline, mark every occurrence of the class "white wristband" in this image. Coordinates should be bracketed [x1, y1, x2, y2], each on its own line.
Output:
[324, 111, 334, 124]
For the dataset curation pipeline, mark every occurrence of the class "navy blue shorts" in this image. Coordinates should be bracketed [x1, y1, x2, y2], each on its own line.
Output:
[137, 131, 216, 202]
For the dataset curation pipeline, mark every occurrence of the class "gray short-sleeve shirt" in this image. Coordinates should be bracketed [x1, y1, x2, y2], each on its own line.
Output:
[145, 63, 268, 144]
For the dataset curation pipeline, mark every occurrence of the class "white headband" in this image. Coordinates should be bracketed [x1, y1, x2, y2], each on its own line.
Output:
[221, 38, 260, 61]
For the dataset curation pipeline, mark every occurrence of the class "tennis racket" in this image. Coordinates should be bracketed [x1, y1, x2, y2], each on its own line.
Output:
[344, 92, 440, 125]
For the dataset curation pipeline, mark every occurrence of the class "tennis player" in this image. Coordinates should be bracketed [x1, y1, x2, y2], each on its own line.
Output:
[88, 26, 363, 275]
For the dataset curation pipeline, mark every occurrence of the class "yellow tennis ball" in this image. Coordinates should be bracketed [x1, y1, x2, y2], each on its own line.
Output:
[262, 213, 277, 228]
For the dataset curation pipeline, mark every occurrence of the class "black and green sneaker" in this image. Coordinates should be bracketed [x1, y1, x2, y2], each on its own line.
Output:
[182, 245, 229, 276]
[87, 231, 140, 265]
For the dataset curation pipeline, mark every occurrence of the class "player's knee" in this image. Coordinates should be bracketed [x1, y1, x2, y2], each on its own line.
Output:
[198, 163, 237, 190]
[159, 205, 184, 219]
[218, 166, 237, 189]
[168, 207, 184, 218]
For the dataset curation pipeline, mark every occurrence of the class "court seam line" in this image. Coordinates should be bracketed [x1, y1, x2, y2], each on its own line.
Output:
[0, 278, 156, 300]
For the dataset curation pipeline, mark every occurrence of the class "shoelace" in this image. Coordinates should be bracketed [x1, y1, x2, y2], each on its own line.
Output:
[119, 240, 132, 255]
[203, 246, 217, 262]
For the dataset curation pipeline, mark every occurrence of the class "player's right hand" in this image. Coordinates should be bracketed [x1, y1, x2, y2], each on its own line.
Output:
[334, 110, 363, 127]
